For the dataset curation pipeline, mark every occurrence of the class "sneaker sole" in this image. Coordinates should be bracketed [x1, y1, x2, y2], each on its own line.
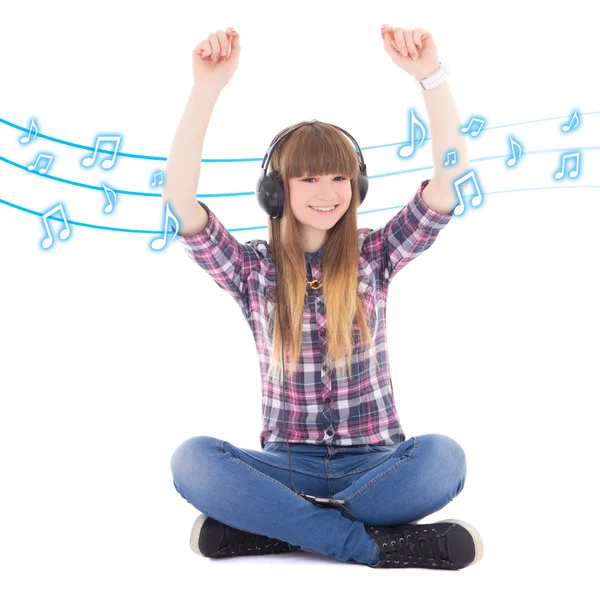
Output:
[190, 513, 210, 556]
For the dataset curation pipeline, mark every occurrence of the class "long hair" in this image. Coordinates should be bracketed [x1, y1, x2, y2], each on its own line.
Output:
[265, 121, 379, 383]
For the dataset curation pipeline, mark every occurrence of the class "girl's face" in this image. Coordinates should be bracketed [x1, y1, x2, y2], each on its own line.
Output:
[288, 173, 352, 250]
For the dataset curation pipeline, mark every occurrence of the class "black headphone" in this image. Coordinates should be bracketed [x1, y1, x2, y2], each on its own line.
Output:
[254, 119, 370, 509]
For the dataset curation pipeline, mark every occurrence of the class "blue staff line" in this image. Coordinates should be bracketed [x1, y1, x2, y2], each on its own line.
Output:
[1, 184, 598, 235]
[0, 110, 598, 160]
[0, 145, 599, 197]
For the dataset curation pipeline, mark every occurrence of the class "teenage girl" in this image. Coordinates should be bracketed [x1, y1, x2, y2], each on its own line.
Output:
[168, 26, 484, 570]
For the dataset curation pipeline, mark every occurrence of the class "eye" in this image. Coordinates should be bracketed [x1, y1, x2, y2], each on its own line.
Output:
[303, 176, 346, 182]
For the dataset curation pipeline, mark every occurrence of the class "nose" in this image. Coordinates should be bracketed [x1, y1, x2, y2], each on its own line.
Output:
[315, 184, 339, 199]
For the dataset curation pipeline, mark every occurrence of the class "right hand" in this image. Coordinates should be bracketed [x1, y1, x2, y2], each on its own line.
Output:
[192, 27, 241, 91]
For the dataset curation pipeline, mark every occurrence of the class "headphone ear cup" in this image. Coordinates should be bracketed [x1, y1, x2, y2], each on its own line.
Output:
[358, 165, 369, 205]
[359, 175, 368, 205]
[257, 171, 285, 219]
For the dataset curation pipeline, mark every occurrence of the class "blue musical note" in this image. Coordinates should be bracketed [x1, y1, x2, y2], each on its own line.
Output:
[460, 116, 486, 137]
[81, 135, 121, 170]
[399, 109, 427, 158]
[151, 171, 164, 187]
[27, 153, 54, 174]
[101, 183, 117, 214]
[40, 203, 71, 250]
[561, 109, 580, 133]
[151, 203, 180, 251]
[554, 151, 580, 180]
[506, 135, 523, 168]
[444, 149, 457, 167]
[452, 170, 483, 217]
[20, 118, 38, 144]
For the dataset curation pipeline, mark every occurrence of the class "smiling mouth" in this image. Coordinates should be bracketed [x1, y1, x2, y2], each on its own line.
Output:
[309, 204, 339, 212]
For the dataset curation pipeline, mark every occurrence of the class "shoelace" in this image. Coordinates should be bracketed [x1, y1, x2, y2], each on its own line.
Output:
[371, 526, 449, 567]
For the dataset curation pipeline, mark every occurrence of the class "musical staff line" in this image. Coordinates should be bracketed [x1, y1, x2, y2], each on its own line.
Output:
[2, 183, 599, 235]
[2, 109, 600, 161]
[2, 145, 600, 198]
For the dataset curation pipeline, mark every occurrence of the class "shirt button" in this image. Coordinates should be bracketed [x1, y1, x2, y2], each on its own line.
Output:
[323, 363, 329, 372]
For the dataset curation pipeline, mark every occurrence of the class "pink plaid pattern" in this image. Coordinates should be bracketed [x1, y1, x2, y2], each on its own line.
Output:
[178, 179, 453, 448]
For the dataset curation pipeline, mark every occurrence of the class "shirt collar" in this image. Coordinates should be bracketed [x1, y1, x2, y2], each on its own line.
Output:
[304, 245, 324, 256]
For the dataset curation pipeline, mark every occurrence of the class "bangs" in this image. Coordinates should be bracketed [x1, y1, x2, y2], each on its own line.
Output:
[277, 122, 359, 181]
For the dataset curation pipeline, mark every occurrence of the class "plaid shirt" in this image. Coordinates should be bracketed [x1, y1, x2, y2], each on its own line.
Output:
[178, 178, 453, 449]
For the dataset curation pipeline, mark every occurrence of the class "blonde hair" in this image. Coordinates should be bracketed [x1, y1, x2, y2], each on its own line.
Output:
[265, 121, 379, 383]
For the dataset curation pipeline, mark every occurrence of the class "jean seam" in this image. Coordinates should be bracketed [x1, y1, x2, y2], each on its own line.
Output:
[328, 455, 393, 477]
[220, 444, 324, 501]
[370, 544, 381, 566]
[235, 446, 329, 477]
[342, 436, 420, 504]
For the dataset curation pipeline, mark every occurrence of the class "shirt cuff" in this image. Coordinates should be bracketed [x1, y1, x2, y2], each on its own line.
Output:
[412, 178, 454, 228]
[177, 201, 215, 250]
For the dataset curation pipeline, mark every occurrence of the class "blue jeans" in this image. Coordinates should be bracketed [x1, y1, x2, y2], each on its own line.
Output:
[170, 433, 467, 566]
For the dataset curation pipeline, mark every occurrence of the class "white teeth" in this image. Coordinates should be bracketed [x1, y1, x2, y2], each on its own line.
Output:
[310, 205, 336, 212]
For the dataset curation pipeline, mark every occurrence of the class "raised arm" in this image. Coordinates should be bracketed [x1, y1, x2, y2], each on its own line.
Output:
[162, 84, 218, 237]
[161, 27, 240, 236]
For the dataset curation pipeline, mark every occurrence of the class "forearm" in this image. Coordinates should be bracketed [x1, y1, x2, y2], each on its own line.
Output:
[162, 84, 222, 236]
[421, 78, 470, 182]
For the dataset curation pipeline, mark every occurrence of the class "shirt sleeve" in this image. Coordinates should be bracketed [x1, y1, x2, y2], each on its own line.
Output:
[362, 179, 453, 284]
[177, 201, 258, 309]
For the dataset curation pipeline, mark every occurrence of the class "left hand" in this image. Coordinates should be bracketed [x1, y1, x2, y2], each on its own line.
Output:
[380, 25, 440, 81]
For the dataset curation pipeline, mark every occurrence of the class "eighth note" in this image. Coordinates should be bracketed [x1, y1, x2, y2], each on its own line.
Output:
[444, 150, 457, 167]
[101, 183, 117, 214]
[150, 202, 180, 251]
[81, 134, 121, 170]
[554, 151, 580, 180]
[506, 135, 522, 168]
[151, 171, 164, 187]
[561, 109, 580, 133]
[27, 152, 54, 174]
[20, 118, 39, 144]
[399, 109, 427, 158]
[40, 203, 71, 250]
[452, 170, 483, 217]
[460, 116, 486, 137]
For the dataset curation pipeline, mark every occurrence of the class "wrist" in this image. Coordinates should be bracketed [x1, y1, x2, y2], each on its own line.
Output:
[191, 82, 222, 98]
[415, 62, 450, 91]
[415, 62, 442, 82]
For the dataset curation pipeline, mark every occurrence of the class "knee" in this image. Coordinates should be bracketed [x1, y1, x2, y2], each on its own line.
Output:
[416, 433, 467, 489]
[170, 435, 221, 485]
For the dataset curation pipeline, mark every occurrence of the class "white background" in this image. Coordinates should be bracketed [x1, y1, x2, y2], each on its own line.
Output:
[1, 0, 598, 597]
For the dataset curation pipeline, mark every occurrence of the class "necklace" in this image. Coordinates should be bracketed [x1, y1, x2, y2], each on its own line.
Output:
[307, 278, 322, 290]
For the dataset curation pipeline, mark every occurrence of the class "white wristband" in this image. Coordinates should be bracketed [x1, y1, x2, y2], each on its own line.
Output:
[416, 62, 450, 90]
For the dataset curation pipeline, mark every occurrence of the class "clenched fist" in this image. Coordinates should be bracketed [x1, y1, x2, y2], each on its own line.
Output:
[192, 27, 241, 91]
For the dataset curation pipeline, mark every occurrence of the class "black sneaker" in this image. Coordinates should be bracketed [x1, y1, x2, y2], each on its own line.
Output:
[365, 519, 484, 569]
[190, 514, 301, 559]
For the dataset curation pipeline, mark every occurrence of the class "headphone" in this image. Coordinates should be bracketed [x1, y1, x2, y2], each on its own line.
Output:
[255, 119, 370, 508]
